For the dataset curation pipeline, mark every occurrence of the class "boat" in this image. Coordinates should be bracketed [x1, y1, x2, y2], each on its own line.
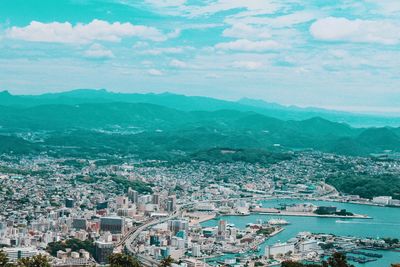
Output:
[346, 255, 377, 263]
[268, 218, 290, 225]
[351, 250, 383, 258]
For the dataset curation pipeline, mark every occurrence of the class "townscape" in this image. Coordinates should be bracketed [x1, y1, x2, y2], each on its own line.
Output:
[2, 0, 400, 266]
[1, 150, 399, 266]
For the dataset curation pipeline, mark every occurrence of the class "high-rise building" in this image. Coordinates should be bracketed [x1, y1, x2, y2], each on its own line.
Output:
[94, 241, 114, 264]
[160, 247, 170, 259]
[116, 196, 129, 209]
[192, 245, 201, 257]
[216, 220, 227, 241]
[100, 216, 124, 234]
[217, 220, 227, 236]
[65, 198, 74, 208]
[58, 208, 71, 218]
[152, 193, 160, 205]
[138, 195, 152, 204]
[72, 218, 87, 230]
[166, 195, 176, 212]
[128, 188, 139, 203]
[96, 201, 108, 210]
[176, 230, 186, 239]
[171, 236, 185, 249]
[168, 219, 188, 235]
[150, 235, 160, 246]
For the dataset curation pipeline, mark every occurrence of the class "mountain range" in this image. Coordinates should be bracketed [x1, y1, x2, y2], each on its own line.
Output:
[1, 89, 399, 127]
[0, 89, 399, 158]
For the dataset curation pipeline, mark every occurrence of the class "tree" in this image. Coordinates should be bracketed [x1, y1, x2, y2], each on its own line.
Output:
[281, 262, 320, 267]
[281, 262, 308, 267]
[46, 238, 95, 257]
[159, 256, 174, 267]
[0, 250, 10, 266]
[108, 253, 142, 267]
[281, 253, 354, 267]
[323, 252, 354, 267]
[16, 254, 51, 267]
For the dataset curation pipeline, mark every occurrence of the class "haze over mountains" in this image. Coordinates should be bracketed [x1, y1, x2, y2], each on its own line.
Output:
[0, 89, 399, 159]
[1, 89, 399, 127]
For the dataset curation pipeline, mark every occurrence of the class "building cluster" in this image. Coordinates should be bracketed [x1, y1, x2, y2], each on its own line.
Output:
[263, 232, 399, 266]
[0, 150, 399, 265]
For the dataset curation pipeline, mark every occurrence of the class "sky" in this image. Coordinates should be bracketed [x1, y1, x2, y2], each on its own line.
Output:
[0, 0, 399, 113]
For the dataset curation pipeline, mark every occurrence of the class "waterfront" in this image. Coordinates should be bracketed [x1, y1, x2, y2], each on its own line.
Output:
[202, 199, 400, 267]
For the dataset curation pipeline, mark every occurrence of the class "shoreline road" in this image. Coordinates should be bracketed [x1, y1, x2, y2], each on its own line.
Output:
[121, 207, 185, 266]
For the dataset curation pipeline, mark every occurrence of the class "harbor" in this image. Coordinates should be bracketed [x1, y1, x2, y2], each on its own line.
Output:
[202, 198, 400, 266]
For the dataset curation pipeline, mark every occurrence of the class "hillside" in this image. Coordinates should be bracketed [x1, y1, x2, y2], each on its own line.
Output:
[1, 89, 399, 127]
[0, 101, 398, 158]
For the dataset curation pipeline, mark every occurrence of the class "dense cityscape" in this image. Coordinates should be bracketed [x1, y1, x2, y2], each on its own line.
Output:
[2, 0, 400, 266]
[1, 151, 399, 266]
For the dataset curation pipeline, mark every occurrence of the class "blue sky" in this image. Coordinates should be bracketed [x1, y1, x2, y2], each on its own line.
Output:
[0, 0, 399, 113]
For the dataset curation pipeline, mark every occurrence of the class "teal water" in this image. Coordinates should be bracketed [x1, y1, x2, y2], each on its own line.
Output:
[201, 199, 400, 267]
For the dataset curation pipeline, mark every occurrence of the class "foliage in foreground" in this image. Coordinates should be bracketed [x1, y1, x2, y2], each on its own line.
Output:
[15, 255, 51, 267]
[282, 252, 355, 267]
[159, 256, 174, 267]
[0, 251, 51, 267]
[109, 253, 142, 267]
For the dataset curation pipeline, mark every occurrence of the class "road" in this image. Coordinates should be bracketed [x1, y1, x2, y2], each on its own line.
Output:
[121, 208, 184, 266]
[118, 194, 343, 266]
[118, 197, 276, 266]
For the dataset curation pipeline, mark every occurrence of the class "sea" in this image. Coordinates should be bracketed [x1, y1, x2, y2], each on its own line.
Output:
[201, 199, 400, 267]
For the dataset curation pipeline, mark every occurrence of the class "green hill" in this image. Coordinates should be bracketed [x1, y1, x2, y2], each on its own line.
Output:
[1, 89, 399, 127]
[0, 102, 397, 157]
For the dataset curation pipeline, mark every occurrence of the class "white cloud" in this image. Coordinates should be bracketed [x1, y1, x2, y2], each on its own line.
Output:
[215, 39, 281, 52]
[222, 23, 271, 40]
[148, 69, 164, 76]
[133, 41, 149, 48]
[226, 11, 319, 28]
[166, 29, 181, 39]
[232, 61, 263, 70]
[83, 43, 114, 59]
[205, 73, 220, 79]
[141, 60, 153, 66]
[145, 0, 186, 7]
[7, 19, 166, 44]
[169, 59, 187, 68]
[141, 47, 189, 55]
[365, 0, 400, 15]
[188, 0, 279, 17]
[329, 49, 349, 59]
[310, 17, 400, 45]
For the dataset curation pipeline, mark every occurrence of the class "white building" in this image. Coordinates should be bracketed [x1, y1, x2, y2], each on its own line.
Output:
[299, 239, 319, 253]
[286, 203, 316, 212]
[3, 247, 41, 261]
[265, 242, 295, 258]
[192, 244, 201, 257]
[372, 196, 392, 205]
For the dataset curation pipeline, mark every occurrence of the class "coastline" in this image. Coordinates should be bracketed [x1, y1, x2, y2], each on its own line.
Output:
[197, 197, 377, 225]
[186, 212, 217, 225]
[254, 211, 371, 219]
[199, 198, 399, 267]
[234, 195, 400, 209]
[269, 227, 285, 237]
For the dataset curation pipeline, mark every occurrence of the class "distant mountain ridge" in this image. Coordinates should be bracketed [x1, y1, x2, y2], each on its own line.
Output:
[0, 99, 398, 157]
[0, 89, 399, 127]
